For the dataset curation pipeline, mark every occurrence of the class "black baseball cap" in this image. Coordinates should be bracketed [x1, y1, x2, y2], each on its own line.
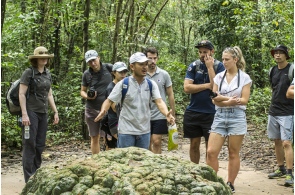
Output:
[195, 40, 214, 50]
[271, 45, 290, 60]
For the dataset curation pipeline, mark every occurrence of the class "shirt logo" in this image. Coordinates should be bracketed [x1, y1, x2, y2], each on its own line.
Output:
[188, 67, 192, 71]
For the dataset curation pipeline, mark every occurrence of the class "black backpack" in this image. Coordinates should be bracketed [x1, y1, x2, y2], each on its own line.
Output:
[6, 67, 36, 116]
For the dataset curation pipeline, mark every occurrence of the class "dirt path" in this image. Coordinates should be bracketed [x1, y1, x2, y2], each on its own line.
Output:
[1, 139, 293, 195]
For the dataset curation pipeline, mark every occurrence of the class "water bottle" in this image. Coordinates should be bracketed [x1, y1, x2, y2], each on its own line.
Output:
[24, 126, 30, 139]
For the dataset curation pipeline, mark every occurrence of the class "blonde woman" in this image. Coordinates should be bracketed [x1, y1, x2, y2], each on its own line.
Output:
[206, 46, 252, 193]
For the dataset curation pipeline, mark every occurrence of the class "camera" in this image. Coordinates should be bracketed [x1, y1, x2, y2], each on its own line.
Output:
[209, 90, 218, 99]
[87, 87, 96, 98]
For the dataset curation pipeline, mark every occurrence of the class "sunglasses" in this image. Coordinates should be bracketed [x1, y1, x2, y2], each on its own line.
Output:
[38, 51, 49, 54]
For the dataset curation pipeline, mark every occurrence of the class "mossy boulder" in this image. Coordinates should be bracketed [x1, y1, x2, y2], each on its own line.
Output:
[21, 147, 232, 195]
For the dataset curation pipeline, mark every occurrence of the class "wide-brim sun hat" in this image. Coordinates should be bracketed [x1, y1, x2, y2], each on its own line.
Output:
[28, 46, 54, 59]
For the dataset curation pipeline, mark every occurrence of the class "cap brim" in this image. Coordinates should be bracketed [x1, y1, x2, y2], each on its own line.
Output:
[28, 54, 54, 60]
[86, 56, 97, 63]
[116, 67, 128, 72]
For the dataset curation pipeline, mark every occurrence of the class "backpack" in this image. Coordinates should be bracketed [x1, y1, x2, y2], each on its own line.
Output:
[269, 63, 294, 85]
[116, 76, 153, 116]
[6, 67, 35, 116]
[193, 59, 220, 73]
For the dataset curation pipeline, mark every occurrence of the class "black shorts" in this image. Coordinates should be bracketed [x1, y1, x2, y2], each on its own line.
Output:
[183, 110, 214, 141]
[150, 119, 168, 135]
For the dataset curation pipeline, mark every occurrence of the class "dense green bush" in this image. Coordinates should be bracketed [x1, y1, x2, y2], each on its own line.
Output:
[246, 87, 272, 130]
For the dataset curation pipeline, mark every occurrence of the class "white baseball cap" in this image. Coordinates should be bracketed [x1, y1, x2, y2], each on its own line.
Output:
[112, 62, 128, 72]
[85, 50, 98, 63]
[129, 52, 149, 64]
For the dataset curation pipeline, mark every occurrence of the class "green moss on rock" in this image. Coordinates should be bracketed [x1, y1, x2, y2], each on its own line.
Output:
[21, 147, 232, 195]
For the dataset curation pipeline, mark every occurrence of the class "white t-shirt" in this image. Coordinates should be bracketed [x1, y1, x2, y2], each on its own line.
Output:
[213, 69, 252, 110]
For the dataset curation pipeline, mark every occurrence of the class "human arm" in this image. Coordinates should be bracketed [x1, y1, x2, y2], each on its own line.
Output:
[183, 79, 211, 94]
[80, 85, 97, 100]
[204, 54, 215, 89]
[166, 85, 176, 117]
[212, 83, 251, 107]
[48, 88, 59, 125]
[286, 85, 294, 99]
[154, 98, 175, 125]
[94, 99, 114, 122]
[19, 83, 30, 126]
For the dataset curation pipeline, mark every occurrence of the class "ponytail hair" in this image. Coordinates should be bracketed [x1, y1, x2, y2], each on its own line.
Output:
[223, 46, 246, 71]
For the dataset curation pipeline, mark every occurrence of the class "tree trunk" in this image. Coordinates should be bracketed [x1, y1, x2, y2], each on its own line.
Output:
[82, 0, 90, 140]
[1, 0, 6, 35]
[52, 0, 62, 83]
[111, 0, 123, 63]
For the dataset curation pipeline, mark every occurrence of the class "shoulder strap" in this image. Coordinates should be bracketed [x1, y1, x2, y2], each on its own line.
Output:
[269, 66, 275, 84]
[27, 67, 36, 99]
[145, 78, 153, 98]
[121, 77, 129, 106]
[288, 63, 294, 82]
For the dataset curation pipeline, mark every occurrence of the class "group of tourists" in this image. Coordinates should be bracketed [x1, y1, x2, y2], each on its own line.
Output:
[19, 41, 293, 193]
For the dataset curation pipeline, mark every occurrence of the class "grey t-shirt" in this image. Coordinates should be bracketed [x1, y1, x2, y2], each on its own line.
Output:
[20, 67, 52, 113]
[82, 63, 112, 110]
[108, 76, 161, 135]
[146, 67, 172, 120]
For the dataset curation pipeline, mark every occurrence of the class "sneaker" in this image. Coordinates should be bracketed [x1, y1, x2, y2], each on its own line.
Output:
[284, 174, 294, 187]
[268, 169, 286, 179]
[227, 182, 235, 193]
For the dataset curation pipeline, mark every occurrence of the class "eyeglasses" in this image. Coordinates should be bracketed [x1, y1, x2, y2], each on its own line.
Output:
[274, 51, 285, 55]
[218, 70, 240, 95]
[38, 51, 49, 54]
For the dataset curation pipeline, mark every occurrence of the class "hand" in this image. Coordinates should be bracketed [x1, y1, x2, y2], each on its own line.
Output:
[236, 97, 241, 105]
[53, 112, 59, 125]
[22, 114, 30, 126]
[204, 54, 214, 69]
[166, 109, 175, 125]
[94, 110, 106, 122]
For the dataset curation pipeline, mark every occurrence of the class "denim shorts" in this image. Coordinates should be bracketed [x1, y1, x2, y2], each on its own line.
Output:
[267, 115, 294, 141]
[117, 133, 150, 149]
[210, 108, 247, 137]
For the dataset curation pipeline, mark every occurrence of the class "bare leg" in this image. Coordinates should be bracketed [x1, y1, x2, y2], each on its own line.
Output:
[206, 133, 225, 172]
[190, 137, 201, 164]
[283, 140, 294, 170]
[274, 139, 285, 166]
[90, 134, 100, 154]
[151, 134, 162, 154]
[227, 135, 244, 185]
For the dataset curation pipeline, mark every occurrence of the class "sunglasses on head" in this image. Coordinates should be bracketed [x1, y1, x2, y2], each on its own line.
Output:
[38, 51, 49, 54]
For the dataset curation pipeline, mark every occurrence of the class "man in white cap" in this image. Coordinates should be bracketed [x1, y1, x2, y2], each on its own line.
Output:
[80, 50, 112, 154]
[94, 52, 175, 149]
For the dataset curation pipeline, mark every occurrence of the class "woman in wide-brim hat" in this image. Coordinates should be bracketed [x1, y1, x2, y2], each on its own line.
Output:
[19, 46, 59, 183]
[28, 46, 54, 68]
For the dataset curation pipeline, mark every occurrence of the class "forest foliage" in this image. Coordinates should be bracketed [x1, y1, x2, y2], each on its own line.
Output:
[1, 0, 293, 147]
